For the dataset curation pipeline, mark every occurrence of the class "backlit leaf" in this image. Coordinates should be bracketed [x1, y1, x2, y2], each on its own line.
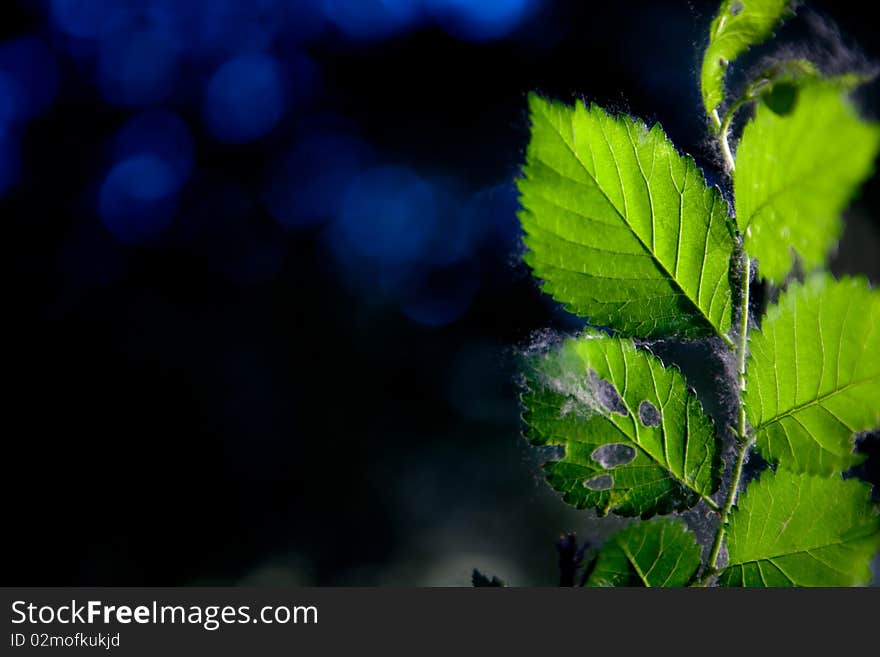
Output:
[735, 80, 880, 283]
[745, 275, 880, 474]
[522, 333, 720, 518]
[518, 94, 734, 339]
[701, 0, 794, 118]
[719, 469, 880, 586]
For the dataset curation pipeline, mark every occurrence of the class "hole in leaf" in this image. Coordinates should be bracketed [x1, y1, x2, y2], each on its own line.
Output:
[729, 1, 744, 17]
[764, 82, 798, 116]
[583, 474, 614, 491]
[589, 371, 628, 416]
[638, 401, 661, 427]
[591, 443, 636, 469]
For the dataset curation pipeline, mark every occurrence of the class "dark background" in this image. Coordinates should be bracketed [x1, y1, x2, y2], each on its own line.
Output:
[3, 0, 879, 586]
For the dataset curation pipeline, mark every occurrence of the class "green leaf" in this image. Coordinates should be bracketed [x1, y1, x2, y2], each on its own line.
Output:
[745, 275, 880, 474]
[737, 59, 818, 113]
[701, 0, 794, 118]
[517, 94, 735, 339]
[718, 470, 880, 586]
[737, 60, 867, 115]
[522, 333, 720, 517]
[735, 80, 880, 284]
[586, 518, 702, 587]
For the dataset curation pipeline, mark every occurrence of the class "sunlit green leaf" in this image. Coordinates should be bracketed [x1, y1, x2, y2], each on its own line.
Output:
[719, 469, 880, 586]
[745, 275, 880, 474]
[701, 0, 794, 118]
[517, 94, 734, 339]
[735, 80, 880, 283]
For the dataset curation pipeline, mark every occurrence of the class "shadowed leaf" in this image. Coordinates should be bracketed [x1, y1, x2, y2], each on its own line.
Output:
[586, 518, 702, 587]
[523, 333, 720, 517]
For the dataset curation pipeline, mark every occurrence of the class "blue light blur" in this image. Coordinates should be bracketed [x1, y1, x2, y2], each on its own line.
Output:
[51, 0, 327, 57]
[263, 129, 374, 230]
[98, 110, 193, 244]
[0, 37, 60, 122]
[187, 0, 284, 57]
[424, 182, 483, 268]
[322, 163, 499, 327]
[400, 266, 479, 327]
[0, 73, 17, 137]
[203, 53, 285, 143]
[426, 0, 533, 41]
[318, 0, 538, 41]
[97, 25, 181, 106]
[24, 0, 533, 303]
[320, 0, 421, 41]
[112, 110, 195, 187]
[99, 155, 179, 244]
[279, 0, 327, 44]
[332, 165, 437, 266]
[461, 181, 521, 255]
[50, 0, 129, 40]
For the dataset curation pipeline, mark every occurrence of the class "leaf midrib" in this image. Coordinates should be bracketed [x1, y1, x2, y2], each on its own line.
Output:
[728, 529, 878, 568]
[755, 374, 879, 429]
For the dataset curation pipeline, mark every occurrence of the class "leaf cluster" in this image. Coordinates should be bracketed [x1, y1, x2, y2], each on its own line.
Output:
[516, 0, 880, 586]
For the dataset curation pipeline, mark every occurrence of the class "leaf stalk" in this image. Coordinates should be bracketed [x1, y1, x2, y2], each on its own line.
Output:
[703, 130, 755, 583]
[704, 241, 754, 584]
[716, 95, 750, 172]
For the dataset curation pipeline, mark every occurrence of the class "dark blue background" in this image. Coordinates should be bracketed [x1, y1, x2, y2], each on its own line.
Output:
[4, 0, 879, 585]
